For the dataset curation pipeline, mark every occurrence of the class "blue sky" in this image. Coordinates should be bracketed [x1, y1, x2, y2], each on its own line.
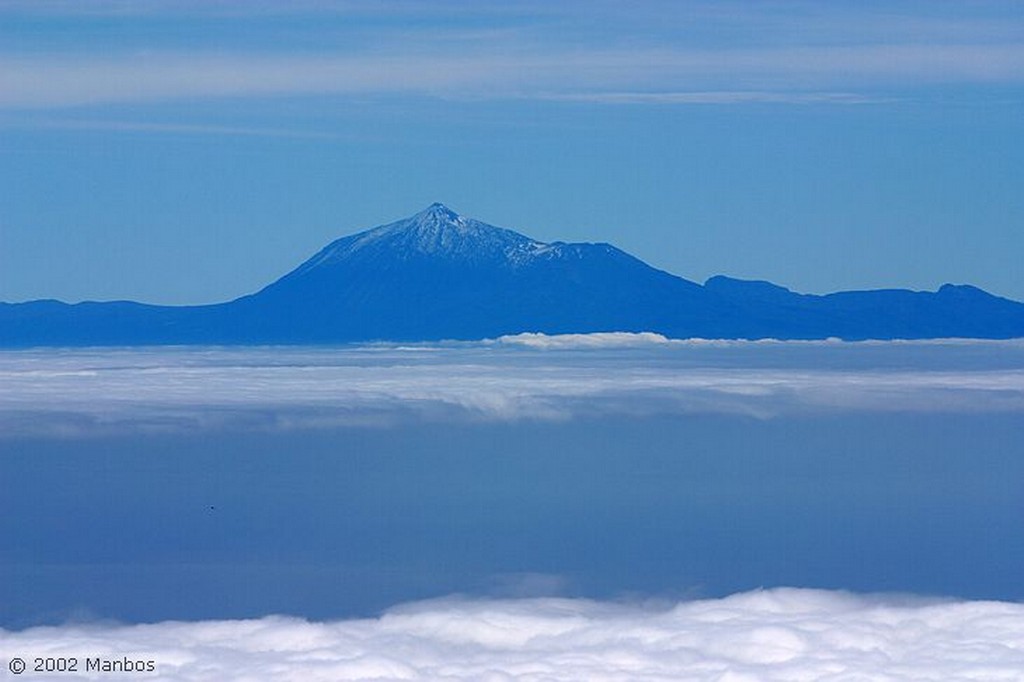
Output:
[1, 0, 1023, 304]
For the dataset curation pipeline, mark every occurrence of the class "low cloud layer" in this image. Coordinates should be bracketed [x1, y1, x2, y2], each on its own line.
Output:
[2, 337, 1024, 436]
[4, 588, 1024, 680]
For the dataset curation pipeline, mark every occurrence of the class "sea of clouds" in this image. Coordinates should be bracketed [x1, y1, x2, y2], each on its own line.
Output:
[2, 334, 1024, 436]
[4, 588, 1024, 681]
[4, 335, 1024, 679]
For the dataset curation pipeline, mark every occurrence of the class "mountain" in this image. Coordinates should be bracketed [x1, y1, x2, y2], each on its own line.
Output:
[2, 203, 1023, 346]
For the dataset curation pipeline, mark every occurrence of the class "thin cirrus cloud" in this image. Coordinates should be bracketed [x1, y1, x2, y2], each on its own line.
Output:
[3, 588, 1024, 680]
[17, 118, 346, 139]
[2, 337, 1024, 437]
[1, 42, 1023, 110]
[540, 91, 885, 105]
[2, 1, 1023, 110]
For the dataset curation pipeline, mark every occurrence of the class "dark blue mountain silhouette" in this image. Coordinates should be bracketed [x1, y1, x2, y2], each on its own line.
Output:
[2, 203, 1023, 346]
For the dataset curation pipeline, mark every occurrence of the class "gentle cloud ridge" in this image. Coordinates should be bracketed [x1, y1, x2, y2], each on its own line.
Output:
[4, 588, 1024, 681]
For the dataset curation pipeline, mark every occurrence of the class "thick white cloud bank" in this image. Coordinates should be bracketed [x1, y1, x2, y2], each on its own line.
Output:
[4, 588, 1024, 681]
[2, 337, 1024, 435]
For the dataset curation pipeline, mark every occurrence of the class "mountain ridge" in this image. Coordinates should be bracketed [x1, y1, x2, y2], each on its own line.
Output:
[2, 203, 1023, 346]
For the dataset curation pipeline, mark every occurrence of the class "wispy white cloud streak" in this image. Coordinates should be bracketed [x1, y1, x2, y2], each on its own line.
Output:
[2, 118, 344, 139]
[4, 588, 1024, 681]
[0, 54, 502, 108]
[0, 44, 1022, 109]
[539, 91, 885, 105]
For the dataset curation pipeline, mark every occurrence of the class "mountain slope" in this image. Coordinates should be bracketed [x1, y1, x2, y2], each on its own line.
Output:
[2, 203, 1023, 346]
[229, 203, 715, 342]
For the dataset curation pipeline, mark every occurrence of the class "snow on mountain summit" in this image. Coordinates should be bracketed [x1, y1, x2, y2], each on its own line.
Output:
[289, 203, 569, 276]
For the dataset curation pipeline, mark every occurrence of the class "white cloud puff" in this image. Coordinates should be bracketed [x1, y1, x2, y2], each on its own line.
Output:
[495, 331, 675, 348]
[2, 338, 1024, 435]
[4, 588, 1024, 681]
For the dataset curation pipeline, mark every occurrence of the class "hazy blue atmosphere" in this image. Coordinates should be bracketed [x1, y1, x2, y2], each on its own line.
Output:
[6, 411, 1024, 626]
[2, 1, 1024, 304]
